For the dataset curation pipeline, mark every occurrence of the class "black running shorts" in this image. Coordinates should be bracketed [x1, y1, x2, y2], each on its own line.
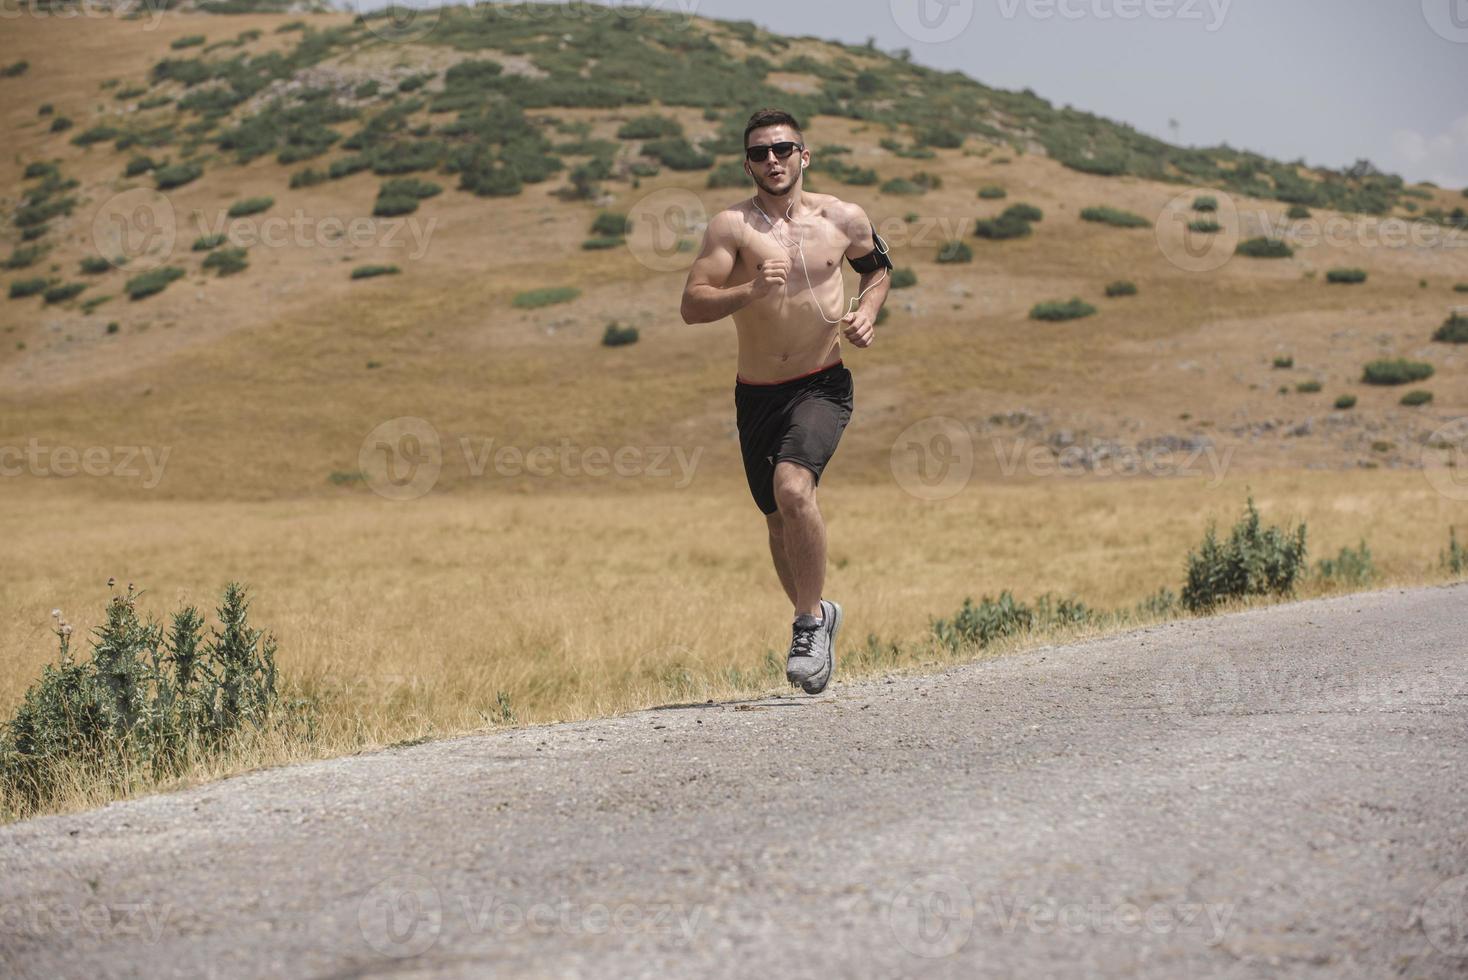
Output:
[734, 360, 854, 515]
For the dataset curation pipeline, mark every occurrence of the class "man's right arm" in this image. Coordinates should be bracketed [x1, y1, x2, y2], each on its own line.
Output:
[680, 210, 780, 324]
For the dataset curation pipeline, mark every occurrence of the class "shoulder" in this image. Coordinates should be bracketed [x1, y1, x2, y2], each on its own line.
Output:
[708, 204, 752, 244]
[820, 195, 870, 236]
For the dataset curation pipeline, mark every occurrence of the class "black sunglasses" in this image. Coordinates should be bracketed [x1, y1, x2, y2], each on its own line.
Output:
[745, 141, 803, 163]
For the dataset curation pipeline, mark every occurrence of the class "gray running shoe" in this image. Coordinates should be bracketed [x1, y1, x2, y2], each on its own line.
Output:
[785, 611, 832, 689]
[801, 599, 841, 695]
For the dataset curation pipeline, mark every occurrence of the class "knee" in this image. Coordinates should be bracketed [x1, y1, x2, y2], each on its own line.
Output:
[772, 463, 817, 515]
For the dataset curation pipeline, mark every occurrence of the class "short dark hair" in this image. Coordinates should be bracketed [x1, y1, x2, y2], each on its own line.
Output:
[744, 108, 803, 148]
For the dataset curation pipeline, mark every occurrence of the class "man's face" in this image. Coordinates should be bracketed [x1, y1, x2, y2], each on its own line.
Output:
[744, 125, 808, 196]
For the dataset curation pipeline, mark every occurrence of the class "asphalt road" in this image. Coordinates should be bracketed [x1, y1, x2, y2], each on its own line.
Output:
[3, 584, 1466, 979]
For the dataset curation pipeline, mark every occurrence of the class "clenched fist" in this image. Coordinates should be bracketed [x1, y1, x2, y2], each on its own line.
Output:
[752, 257, 791, 297]
[841, 309, 875, 348]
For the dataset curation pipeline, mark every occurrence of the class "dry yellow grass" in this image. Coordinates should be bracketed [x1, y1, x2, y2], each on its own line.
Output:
[4, 470, 1460, 739]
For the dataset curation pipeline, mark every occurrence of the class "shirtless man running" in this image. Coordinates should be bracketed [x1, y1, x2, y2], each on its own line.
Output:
[679, 107, 893, 695]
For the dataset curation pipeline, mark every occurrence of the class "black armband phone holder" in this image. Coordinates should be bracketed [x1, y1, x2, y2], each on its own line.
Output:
[847, 224, 894, 275]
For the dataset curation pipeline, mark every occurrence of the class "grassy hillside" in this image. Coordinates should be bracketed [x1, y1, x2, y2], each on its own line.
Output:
[1, 4, 1465, 502]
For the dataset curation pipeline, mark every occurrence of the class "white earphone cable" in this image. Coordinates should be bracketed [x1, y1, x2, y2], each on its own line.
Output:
[751, 194, 889, 326]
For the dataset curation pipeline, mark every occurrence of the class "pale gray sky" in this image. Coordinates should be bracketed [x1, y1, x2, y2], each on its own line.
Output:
[353, 0, 1468, 187]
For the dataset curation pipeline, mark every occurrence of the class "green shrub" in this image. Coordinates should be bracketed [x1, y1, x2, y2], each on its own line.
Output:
[350, 264, 399, 280]
[43, 282, 86, 304]
[290, 168, 326, 189]
[1399, 389, 1433, 406]
[1, 60, 27, 78]
[5, 245, 47, 269]
[1314, 540, 1375, 587]
[932, 591, 1092, 651]
[1188, 219, 1221, 233]
[879, 177, 924, 195]
[124, 155, 157, 177]
[641, 138, 713, 171]
[1193, 195, 1218, 212]
[0, 583, 290, 820]
[1432, 312, 1468, 343]
[8, 277, 47, 299]
[977, 186, 1006, 199]
[1444, 528, 1467, 576]
[192, 234, 228, 252]
[1361, 358, 1434, 385]
[71, 125, 123, 148]
[1295, 380, 1322, 393]
[49, 117, 72, 134]
[890, 267, 918, 289]
[155, 161, 203, 190]
[202, 247, 248, 276]
[226, 196, 273, 218]
[372, 194, 418, 217]
[707, 161, 747, 188]
[582, 237, 623, 250]
[106, 322, 119, 334]
[124, 266, 186, 300]
[1325, 267, 1367, 284]
[1333, 394, 1357, 409]
[1104, 280, 1137, 298]
[974, 215, 1031, 240]
[591, 212, 631, 237]
[171, 34, 205, 49]
[1002, 203, 1043, 223]
[1453, 283, 1468, 293]
[1286, 204, 1312, 219]
[1181, 496, 1308, 612]
[513, 286, 580, 309]
[1080, 206, 1148, 228]
[1030, 298, 1097, 321]
[1236, 237, 1293, 258]
[80, 256, 113, 275]
[936, 240, 972, 264]
[601, 321, 639, 347]
[617, 115, 683, 140]
[328, 155, 371, 180]
[1272, 355, 1294, 369]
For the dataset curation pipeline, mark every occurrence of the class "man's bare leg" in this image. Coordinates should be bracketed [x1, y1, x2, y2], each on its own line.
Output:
[771, 461, 825, 619]
[765, 512, 799, 607]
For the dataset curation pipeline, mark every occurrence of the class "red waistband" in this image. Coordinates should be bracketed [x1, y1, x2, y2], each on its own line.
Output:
[736, 358, 843, 386]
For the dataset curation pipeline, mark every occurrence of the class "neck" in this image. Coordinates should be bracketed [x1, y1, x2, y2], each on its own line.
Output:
[754, 181, 803, 221]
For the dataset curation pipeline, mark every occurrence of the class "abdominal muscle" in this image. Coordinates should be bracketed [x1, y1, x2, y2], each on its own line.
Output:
[730, 245, 848, 384]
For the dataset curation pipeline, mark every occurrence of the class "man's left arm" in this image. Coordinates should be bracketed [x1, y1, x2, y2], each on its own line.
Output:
[841, 205, 891, 349]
